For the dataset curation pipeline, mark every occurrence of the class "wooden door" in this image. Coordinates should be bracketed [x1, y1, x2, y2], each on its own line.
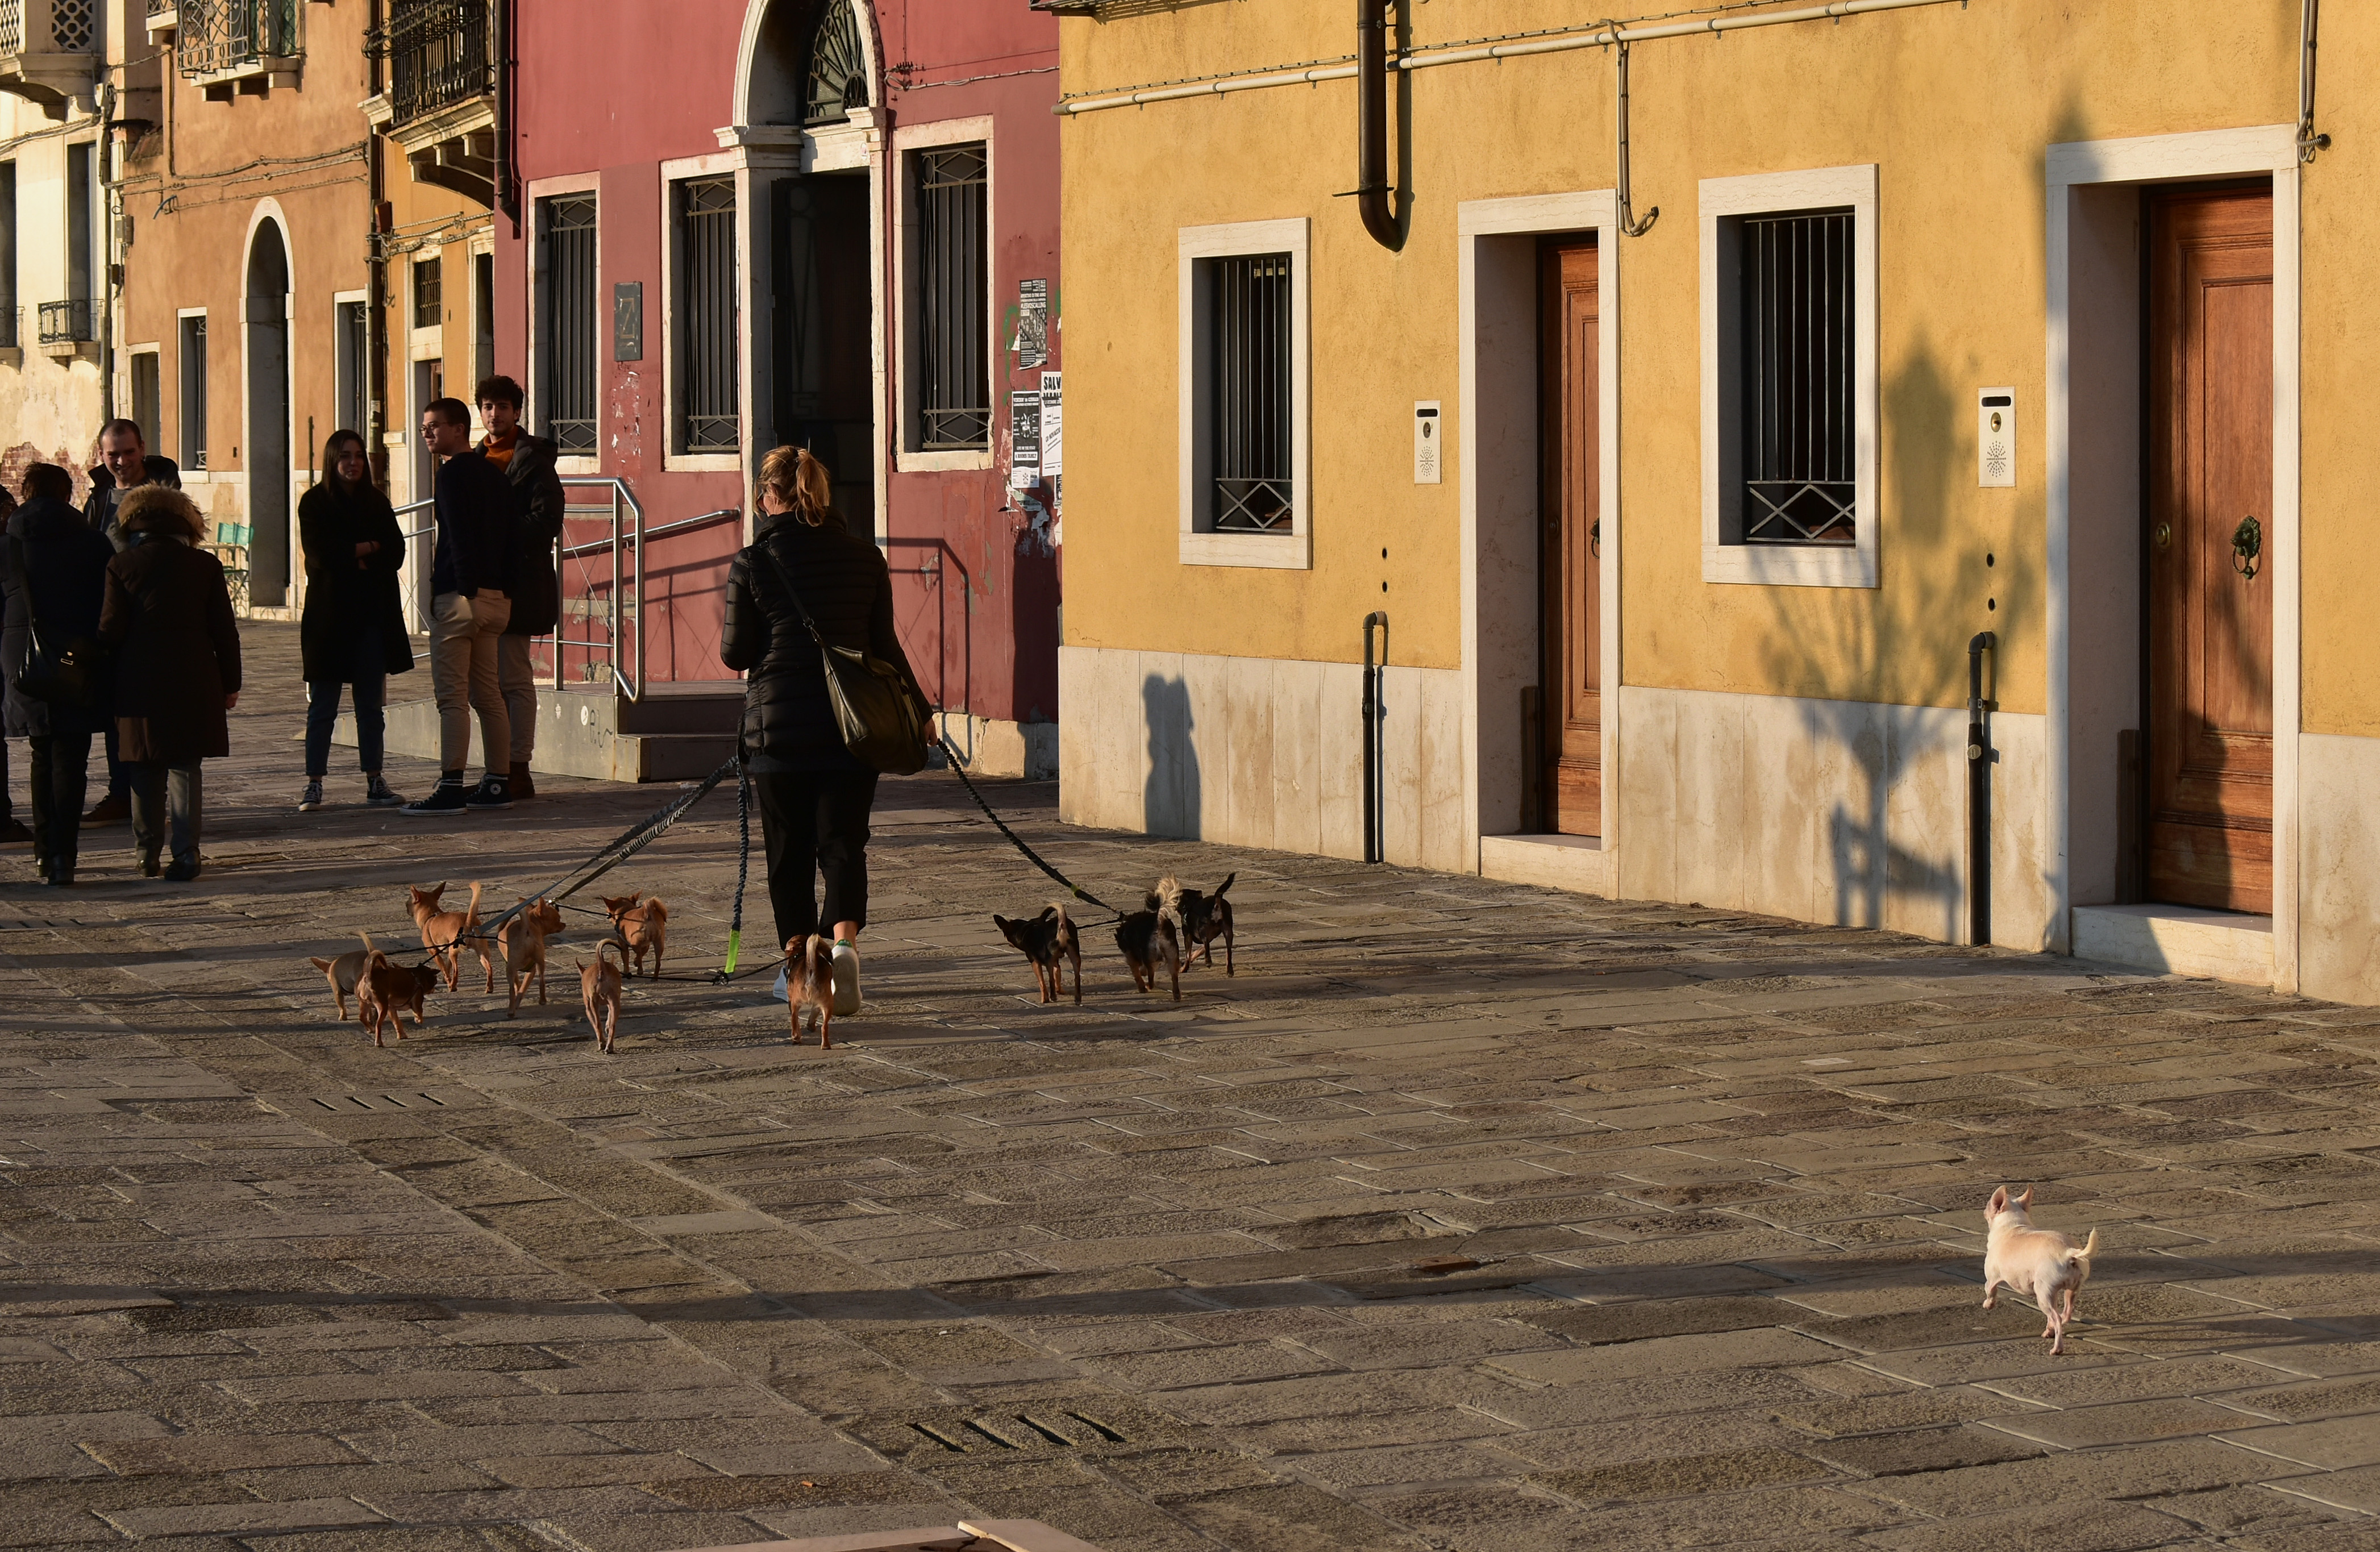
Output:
[2146, 187, 2273, 914]
[1539, 240, 1601, 836]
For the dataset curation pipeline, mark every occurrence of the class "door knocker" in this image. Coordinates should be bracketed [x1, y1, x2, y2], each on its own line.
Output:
[2231, 514, 2262, 582]
[1590, 519, 1600, 559]
[2153, 522, 2173, 553]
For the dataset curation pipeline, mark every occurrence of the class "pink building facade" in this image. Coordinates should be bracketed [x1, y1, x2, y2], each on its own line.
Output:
[497, 0, 1060, 775]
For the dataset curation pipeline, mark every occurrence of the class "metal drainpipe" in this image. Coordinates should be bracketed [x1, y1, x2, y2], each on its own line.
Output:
[1355, 0, 1397, 250]
[1363, 611, 1389, 863]
[495, 0, 518, 235]
[97, 82, 115, 422]
[367, 0, 389, 491]
[1966, 631, 1996, 948]
[2300, 0, 2330, 163]
[1608, 24, 1658, 237]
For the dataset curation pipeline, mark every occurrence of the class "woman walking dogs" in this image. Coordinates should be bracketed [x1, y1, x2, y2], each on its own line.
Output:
[297, 430, 411, 812]
[98, 486, 241, 881]
[721, 447, 928, 1018]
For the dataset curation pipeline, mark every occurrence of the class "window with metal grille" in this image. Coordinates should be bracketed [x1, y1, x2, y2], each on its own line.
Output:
[805, 0, 869, 126]
[914, 144, 987, 451]
[1737, 207, 1854, 546]
[537, 194, 596, 454]
[1204, 253, 1293, 533]
[66, 142, 91, 304]
[413, 253, 442, 331]
[180, 315, 209, 471]
[336, 300, 368, 438]
[673, 176, 739, 456]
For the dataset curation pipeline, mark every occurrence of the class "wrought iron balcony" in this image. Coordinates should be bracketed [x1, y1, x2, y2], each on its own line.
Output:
[369, 0, 490, 128]
[0, 0, 100, 118]
[176, 0, 299, 84]
[38, 298, 96, 346]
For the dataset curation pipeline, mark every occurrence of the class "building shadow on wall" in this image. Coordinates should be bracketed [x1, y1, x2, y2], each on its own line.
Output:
[1142, 674, 1199, 839]
[1761, 336, 2033, 943]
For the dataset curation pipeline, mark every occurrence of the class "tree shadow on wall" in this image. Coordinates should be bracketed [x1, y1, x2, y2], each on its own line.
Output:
[1759, 336, 2032, 942]
[1142, 673, 1199, 840]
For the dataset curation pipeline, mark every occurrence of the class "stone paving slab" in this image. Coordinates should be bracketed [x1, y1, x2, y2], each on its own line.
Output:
[2, 621, 2379, 1550]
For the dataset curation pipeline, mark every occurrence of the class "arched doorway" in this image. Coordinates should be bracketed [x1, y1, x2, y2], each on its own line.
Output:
[244, 221, 292, 608]
[744, 0, 879, 530]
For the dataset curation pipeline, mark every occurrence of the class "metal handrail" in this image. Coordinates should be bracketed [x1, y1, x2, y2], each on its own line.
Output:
[559, 506, 737, 560]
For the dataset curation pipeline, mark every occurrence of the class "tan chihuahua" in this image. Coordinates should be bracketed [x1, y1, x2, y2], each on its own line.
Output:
[356, 950, 439, 1049]
[305, 930, 381, 1021]
[601, 892, 668, 979]
[1982, 1185, 2100, 1356]
[497, 898, 566, 1018]
[578, 934, 627, 1054]
[407, 881, 484, 992]
[784, 934, 838, 1048]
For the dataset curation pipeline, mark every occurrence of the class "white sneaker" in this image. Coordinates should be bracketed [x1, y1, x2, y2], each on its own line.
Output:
[830, 941, 861, 1016]
[769, 963, 789, 1003]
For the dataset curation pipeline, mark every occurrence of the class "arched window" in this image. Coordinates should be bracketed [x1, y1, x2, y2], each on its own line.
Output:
[805, 1, 869, 126]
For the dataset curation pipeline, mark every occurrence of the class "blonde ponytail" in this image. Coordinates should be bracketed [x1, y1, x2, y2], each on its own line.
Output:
[754, 444, 835, 527]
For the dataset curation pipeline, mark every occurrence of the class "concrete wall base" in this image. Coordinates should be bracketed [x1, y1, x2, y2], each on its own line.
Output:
[1479, 833, 1613, 898]
[334, 688, 738, 784]
[2071, 904, 2275, 987]
[937, 711, 1058, 780]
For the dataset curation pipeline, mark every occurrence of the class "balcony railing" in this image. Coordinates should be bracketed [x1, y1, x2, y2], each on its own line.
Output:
[38, 298, 95, 344]
[177, 0, 297, 78]
[370, 0, 490, 129]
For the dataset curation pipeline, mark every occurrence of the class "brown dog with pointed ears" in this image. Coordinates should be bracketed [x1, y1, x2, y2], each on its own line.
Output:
[407, 881, 484, 992]
[601, 892, 668, 980]
[578, 934, 627, 1054]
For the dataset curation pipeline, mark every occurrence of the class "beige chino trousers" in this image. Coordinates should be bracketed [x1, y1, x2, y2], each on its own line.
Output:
[428, 589, 510, 778]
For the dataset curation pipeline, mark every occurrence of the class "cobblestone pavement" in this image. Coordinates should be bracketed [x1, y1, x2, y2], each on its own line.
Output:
[3, 622, 2379, 1552]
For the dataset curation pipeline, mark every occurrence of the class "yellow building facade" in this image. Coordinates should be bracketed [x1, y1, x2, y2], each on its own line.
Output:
[1054, 0, 2380, 1004]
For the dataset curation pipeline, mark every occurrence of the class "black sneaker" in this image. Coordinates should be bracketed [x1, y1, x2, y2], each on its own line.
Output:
[365, 775, 405, 808]
[402, 780, 472, 817]
[297, 780, 324, 813]
[465, 776, 513, 811]
[163, 856, 202, 883]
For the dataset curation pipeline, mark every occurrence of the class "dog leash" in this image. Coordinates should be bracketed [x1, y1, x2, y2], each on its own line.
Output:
[934, 736, 1123, 919]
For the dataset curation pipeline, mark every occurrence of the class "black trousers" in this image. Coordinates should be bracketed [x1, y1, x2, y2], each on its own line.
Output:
[28, 732, 92, 875]
[754, 769, 878, 948]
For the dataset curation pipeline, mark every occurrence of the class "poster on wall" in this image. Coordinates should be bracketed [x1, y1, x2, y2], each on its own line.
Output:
[1038, 371, 1063, 476]
[1009, 389, 1042, 490]
[1014, 278, 1049, 369]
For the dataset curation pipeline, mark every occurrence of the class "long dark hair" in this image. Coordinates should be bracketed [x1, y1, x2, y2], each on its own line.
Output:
[319, 428, 374, 500]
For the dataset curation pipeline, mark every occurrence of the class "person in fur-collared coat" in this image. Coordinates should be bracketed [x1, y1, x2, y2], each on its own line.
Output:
[97, 485, 241, 881]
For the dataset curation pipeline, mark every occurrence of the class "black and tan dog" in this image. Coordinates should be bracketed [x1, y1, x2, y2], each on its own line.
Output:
[994, 903, 1082, 1005]
[356, 950, 442, 1048]
[1161, 872, 1236, 975]
[1116, 885, 1184, 1001]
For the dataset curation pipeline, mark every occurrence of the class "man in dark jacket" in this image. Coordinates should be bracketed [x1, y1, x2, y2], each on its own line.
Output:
[476, 376, 565, 801]
[403, 397, 521, 816]
[80, 419, 182, 826]
[5, 464, 116, 881]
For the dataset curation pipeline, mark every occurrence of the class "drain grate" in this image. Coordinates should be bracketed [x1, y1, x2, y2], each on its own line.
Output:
[306, 1093, 450, 1113]
[902, 1410, 1128, 1455]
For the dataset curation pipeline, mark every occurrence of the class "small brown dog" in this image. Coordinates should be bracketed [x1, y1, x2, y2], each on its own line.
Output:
[407, 881, 484, 992]
[993, 902, 1081, 1005]
[1164, 871, 1236, 975]
[496, 898, 566, 1018]
[1982, 1186, 2100, 1357]
[601, 892, 668, 980]
[784, 934, 839, 1048]
[306, 930, 381, 1021]
[356, 950, 441, 1048]
[1115, 888, 1183, 1001]
[577, 934, 627, 1054]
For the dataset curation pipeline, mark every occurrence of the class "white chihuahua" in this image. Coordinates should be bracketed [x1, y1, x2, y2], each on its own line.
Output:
[1982, 1185, 2099, 1355]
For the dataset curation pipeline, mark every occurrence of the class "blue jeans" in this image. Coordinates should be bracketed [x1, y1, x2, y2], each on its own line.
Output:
[306, 676, 385, 778]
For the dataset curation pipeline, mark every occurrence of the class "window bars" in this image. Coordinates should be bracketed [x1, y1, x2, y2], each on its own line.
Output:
[1740, 207, 1854, 546]
[37, 298, 95, 343]
[412, 253, 442, 331]
[180, 315, 209, 471]
[372, 0, 492, 129]
[916, 144, 988, 451]
[1207, 252, 1294, 534]
[176, 0, 298, 76]
[675, 177, 740, 456]
[538, 195, 597, 455]
[805, 0, 869, 125]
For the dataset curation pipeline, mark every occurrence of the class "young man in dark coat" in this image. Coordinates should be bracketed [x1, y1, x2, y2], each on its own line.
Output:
[476, 376, 566, 801]
[79, 419, 183, 828]
[97, 485, 241, 881]
[4, 464, 114, 879]
[402, 397, 521, 816]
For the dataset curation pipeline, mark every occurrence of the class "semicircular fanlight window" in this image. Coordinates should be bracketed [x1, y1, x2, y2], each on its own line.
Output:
[805, 1, 870, 126]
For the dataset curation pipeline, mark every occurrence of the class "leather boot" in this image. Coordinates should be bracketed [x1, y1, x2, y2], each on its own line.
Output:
[509, 763, 536, 801]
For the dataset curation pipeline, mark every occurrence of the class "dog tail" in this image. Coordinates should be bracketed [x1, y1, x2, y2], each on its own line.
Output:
[464, 880, 484, 929]
[1212, 871, 1235, 898]
[1156, 875, 1183, 912]
[647, 898, 668, 924]
[2065, 1229, 2099, 1264]
[307, 957, 333, 972]
[357, 929, 377, 952]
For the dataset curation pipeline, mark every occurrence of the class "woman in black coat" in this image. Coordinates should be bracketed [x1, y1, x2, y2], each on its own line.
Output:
[2, 464, 114, 883]
[297, 429, 412, 812]
[98, 485, 241, 881]
[720, 446, 922, 1016]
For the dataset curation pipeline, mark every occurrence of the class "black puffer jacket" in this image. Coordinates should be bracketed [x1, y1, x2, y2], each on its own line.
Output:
[493, 430, 566, 637]
[720, 510, 919, 774]
[4, 496, 115, 738]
